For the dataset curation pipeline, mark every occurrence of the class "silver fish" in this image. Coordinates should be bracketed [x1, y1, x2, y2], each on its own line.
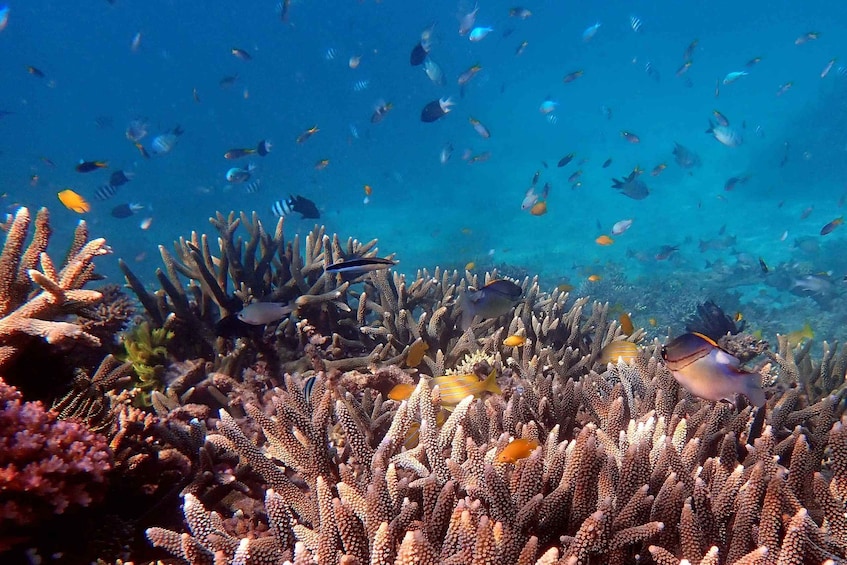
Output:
[237, 302, 294, 325]
[461, 279, 523, 330]
[423, 57, 444, 85]
[706, 121, 742, 147]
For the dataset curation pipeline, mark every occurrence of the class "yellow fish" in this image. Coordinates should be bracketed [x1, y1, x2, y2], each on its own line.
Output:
[496, 438, 539, 464]
[599, 341, 638, 364]
[388, 383, 417, 401]
[432, 369, 500, 406]
[405, 341, 429, 368]
[57, 189, 90, 213]
[784, 322, 814, 347]
[503, 334, 526, 347]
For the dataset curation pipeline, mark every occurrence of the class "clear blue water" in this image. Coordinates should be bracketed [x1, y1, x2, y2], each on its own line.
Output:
[1, 0, 846, 339]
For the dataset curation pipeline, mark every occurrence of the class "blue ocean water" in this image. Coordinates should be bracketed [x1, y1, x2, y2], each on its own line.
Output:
[1, 0, 845, 339]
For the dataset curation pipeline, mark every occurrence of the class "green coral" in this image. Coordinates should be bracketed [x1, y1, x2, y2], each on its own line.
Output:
[121, 321, 173, 405]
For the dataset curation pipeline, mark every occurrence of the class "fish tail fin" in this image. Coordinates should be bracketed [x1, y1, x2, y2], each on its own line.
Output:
[705, 120, 714, 133]
[802, 322, 814, 339]
[745, 382, 766, 407]
[483, 369, 501, 395]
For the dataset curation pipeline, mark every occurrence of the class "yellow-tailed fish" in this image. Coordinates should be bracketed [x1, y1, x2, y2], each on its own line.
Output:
[432, 369, 500, 406]
[661, 332, 765, 406]
[619, 312, 634, 335]
[599, 341, 638, 364]
[503, 334, 526, 347]
[783, 323, 814, 347]
[495, 438, 539, 464]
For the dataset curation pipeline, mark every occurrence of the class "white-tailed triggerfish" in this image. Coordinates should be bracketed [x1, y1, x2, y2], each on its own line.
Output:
[661, 332, 765, 406]
[460, 279, 523, 330]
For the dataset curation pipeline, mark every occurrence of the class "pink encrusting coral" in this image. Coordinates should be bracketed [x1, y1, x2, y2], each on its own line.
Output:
[0, 376, 112, 525]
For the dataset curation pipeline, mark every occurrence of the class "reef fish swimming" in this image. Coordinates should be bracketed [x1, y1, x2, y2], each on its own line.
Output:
[461, 279, 523, 330]
[611, 170, 649, 200]
[237, 302, 294, 325]
[661, 332, 765, 406]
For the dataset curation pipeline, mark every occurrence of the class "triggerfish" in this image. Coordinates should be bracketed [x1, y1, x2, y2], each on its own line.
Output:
[460, 279, 523, 330]
[661, 332, 765, 406]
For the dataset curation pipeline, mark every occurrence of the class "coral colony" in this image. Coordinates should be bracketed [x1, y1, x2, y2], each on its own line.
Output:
[2, 206, 847, 564]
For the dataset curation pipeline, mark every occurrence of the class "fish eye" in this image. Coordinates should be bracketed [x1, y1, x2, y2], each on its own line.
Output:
[660, 346, 668, 360]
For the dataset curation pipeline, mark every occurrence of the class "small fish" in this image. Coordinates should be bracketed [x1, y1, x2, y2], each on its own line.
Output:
[712, 110, 730, 127]
[314, 159, 330, 170]
[461, 279, 523, 330]
[193, 87, 201, 102]
[651, 163, 667, 176]
[784, 322, 814, 347]
[225, 163, 256, 183]
[421, 98, 455, 123]
[563, 70, 584, 83]
[325, 257, 397, 275]
[821, 58, 837, 78]
[468, 26, 493, 42]
[595, 235, 614, 246]
[515, 40, 528, 56]
[231, 47, 252, 60]
[150, 125, 184, 155]
[219, 74, 239, 88]
[509, 7, 532, 19]
[110, 202, 144, 219]
[26, 65, 45, 78]
[706, 121, 743, 147]
[503, 335, 526, 347]
[724, 174, 751, 191]
[619, 313, 634, 335]
[795, 32, 820, 45]
[296, 125, 319, 144]
[661, 332, 765, 406]
[139, 217, 153, 230]
[600, 340, 638, 364]
[423, 57, 444, 85]
[410, 41, 429, 66]
[601, 158, 612, 168]
[225, 140, 272, 159]
[458, 63, 483, 85]
[820, 217, 844, 235]
[582, 22, 601, 42]
[237, 302, 294, 325]
[611, 170, 649, 200]
[371, 101, 394, 123]
[57, 189, 90, 213]
[131, 31, 142, 52]
[529, 201, 547, 216]
[801, 206, 814, 220]
[406, 340, 429, 367]
[675, 61, 693, 77]
[94, 184, 118, 201]
[440, 143, 454, 164]
[244, 179, 262, 194]
[611, 219, 633, 235]
[745, 56, 762, 68]
[620, 131, 640, 143]
[388, 383, 417, 401]
[75, 160, 108, 173]
[433, 369, 500, 405]
[109, 170, 134, 187]
[271, 194, 320, 219]
[683, 39, 698, 60]
[722, 71, 748, 85]
[776, 82, 793, 96]
[468, 117, 490, 138]
[629, 15, 643, 32]
[557, 153, 575, 168]
[758, 257, 769, 273]
[0, 5, 9, 32]
[459, 5, 479, 36]
[496, 438, 539, 464]
[655, 245, 679, 261]
[588, 274, 602, 282]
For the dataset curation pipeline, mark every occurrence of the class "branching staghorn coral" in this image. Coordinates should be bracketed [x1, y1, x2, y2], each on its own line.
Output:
[0, 207, 111, 371]
[146, 334, 847, 565]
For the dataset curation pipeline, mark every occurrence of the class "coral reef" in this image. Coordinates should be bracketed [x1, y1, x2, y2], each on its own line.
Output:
[0, 376, 112, 531]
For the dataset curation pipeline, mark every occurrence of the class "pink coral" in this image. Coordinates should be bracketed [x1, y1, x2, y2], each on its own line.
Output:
[0, 376, 112, 525]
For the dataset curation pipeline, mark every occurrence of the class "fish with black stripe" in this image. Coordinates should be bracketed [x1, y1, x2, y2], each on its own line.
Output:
[271, 194, 320, 219]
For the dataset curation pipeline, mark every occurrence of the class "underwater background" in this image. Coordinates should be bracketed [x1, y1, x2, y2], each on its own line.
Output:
[1, 0, 846, 340]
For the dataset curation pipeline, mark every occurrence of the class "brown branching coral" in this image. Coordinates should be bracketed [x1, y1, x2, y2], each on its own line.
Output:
[0, 207, 111, 372]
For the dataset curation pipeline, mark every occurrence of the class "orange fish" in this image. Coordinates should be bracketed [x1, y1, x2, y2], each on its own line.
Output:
[57, 189, 90, 213]
[587, 274, 602, 282]
[651, 163, 667, 176]
[530, 201, 547, 216]
[315, 159, 330, 170]
[820, 217, 844, 235]
[406, 341, 429, 368]
[619, 312, 634, 335]
[600, 340, 638, 364]
[496, 438, 539, 464]
[503, 335, 526, 347]
[388, 383, 417, 401]
[464, 261, 475, 270]
[595, 235, 614, 246]
[296, 125, 319, 144]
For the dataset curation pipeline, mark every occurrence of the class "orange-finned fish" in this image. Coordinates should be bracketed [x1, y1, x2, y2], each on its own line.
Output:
[57, 189, 90, 213]
[620, 131, 640, 143]
[651, 163, 667, 176]
[296, 125, 319, 144]
[432, 369, 500, 406]
[595, 235, 614, 246]
[820, 216, 844, 235]
[314, 159, 330, 170]
[496, 438, 539, 464]
[675, 61, 692, 77]
[26, 65, 45, 78]
[529, 200, 547, 216]
[587, 274, 601, 282]
[503, 334, 526, 347]
[75, 160, 108, 173]
[134, 141, 150, 159]
[458, 63, 482, 85]
[563, 70, 584, 83]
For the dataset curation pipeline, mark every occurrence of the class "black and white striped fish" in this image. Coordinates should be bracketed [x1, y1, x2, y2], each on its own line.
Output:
[629, 15, 643, 32]
[271, 194, 320, 219]
[244, 179, 261, 194]
[94, 184, 119, 201]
